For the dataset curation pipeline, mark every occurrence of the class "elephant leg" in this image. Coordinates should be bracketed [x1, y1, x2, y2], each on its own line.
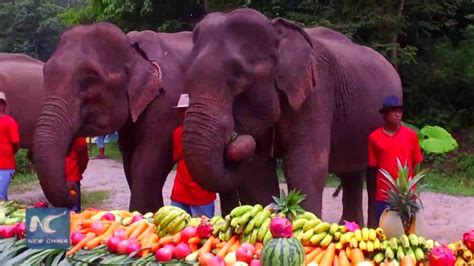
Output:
[128, 138, 174, 213]
[219, 191, 240, 216]
[339, 172, 364, 226]
[238, 157, 279, 207]
[366, 170, 377, 228]
[118, 132, 132, 189]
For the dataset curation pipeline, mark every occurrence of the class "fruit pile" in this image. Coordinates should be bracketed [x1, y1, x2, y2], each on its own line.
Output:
[447, 230, 474, 265]
[0, 201, 26, 225]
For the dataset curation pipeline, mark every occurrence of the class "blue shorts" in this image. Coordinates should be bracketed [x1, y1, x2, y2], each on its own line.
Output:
[0, 170, 15, 201]
[96, 136, 106, 148]
[171, 201, 215, 218]
[376, 201, 390, 225]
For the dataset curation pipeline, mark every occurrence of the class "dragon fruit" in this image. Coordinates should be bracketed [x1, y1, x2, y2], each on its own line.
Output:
[429, 245, 456, 266]
[197, 216, 213, 238]
[269, 217, 292, 238]
[32, 200, 49, 208]
[344, 220, 360, 232]
[463, 230, 474, 251]
[14, 223, 26, 239]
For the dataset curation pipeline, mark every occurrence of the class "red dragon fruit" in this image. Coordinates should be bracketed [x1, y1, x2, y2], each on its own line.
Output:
[429, 245, 456, 266]
[14, 223, 26, 239]
[197, 216, 213, 238]
[463, 230, 474, 251]
[269, 217, 292, 238]
[344, 220, 360, 232]
[32, 200, 49, 208]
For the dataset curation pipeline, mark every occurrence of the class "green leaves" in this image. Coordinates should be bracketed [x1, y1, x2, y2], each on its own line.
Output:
[271, 189, 306, 221]
[419, 126, 458, 154]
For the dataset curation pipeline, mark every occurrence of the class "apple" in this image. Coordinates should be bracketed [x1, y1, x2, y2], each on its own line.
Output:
[155, 246, 174, 262]
[236, 243, 256, 264]
[117, 239, 130, 255]
[208, 255, 225, 266]
[249, 259, 262, 266]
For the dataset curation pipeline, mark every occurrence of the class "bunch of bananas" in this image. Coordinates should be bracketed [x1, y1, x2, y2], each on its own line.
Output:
[153, 206, 190, 237]
[0, 201, 25, 225]
[293, 212, 346, 248]
[210, 204, 273, 244]
[448, 241, 474, 265]
[341, 227, 385, 252]
[373, 234, 437, 264]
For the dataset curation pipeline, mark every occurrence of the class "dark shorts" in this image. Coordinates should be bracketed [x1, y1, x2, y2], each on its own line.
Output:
[171, 200, 215, 218]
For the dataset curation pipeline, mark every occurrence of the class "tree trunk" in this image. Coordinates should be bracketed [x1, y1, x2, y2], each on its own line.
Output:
[391, 0, 405, 70]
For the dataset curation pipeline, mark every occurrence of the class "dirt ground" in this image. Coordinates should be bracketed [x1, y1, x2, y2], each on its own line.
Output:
[9, 159, 474, 244]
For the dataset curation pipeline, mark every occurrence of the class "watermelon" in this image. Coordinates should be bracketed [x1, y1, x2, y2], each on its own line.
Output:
[261, 237, 305, 266]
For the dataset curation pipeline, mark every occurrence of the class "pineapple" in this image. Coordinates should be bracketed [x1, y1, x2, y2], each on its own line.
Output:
[268, 189, 306, 221]
[379, 158, 426, 234]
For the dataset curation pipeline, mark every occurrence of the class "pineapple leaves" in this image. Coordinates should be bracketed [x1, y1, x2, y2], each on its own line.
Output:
[271, 189, 306, 220]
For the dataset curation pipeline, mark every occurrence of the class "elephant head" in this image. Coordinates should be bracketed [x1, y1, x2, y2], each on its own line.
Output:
[33, 23, 163, 208]
[182, 9, 316, 192]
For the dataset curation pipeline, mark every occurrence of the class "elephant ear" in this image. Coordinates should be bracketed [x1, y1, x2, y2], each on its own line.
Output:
[127, 39, 164, 122]
[273, 18, 317, 110]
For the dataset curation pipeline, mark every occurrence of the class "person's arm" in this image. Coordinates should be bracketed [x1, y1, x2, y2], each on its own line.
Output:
[412, 133, 423, 173]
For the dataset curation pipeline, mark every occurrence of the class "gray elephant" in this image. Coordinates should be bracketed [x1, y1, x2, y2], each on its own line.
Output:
[33, 23, 194, 213]
[182, 8, 402, 226]
[0, 53, 44, 157]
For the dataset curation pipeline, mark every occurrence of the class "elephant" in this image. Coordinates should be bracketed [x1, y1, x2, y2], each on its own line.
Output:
[181, 8, 402, 226]
[0, 53, 45, 157]
[33, 22, 195, 213]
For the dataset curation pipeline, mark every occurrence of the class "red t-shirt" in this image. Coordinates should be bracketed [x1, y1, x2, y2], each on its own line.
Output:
[65, 138, 89, 182]
[368, 125, 423, 201]
[0, 115, 20, 170]
[171, 126, 216, 206]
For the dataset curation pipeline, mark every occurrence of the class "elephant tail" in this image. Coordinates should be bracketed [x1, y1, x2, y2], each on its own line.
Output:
[332, 183, 342, 198]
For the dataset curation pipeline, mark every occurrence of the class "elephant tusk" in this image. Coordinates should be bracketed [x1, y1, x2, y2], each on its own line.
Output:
[229, 132, 238, 143]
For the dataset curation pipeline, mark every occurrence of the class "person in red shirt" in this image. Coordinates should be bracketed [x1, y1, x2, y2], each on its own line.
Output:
[0, 92, 20, 201]
[367, 96, 423, 226]
[65, 137, 89, 212]
[170, 94, 216, 217]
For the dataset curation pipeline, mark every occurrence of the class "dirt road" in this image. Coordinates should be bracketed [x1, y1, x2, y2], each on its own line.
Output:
[10, 159, 474, 243]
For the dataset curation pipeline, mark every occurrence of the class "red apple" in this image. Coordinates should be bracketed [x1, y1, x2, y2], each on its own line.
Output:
[155, 246, 174, 262]
[180, 226, 197, 243]
[117, 239, 130, 255]
[208, 255, 225, 266]
[250, 259, 262, 266]
[236, 243, 256, 264]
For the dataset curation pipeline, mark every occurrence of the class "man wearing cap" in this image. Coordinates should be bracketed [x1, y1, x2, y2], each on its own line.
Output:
[367, 96, 423, 225]
[0, 92, 20, 201]
[170, 94, 216, 217]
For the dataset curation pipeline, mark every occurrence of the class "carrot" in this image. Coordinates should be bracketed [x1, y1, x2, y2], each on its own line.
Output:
[338, 250, 350, 266]
[229, 239, 241, 252]
[216, 236, 237, 258]
[305, 247, 322, 264]
[320, 243, 336, 266]
[151, 243, 160, 253]
[305, 246, 316, 254]
[84, 221, 120, 250]
[188, 236, 201, 245]
[81, 219, 113, 228]
[137, 224, 155, 241]
[255, 242, 264, 258]
[67, 232, 96, 256]
[125, 220, 146, 237]
[349, 248, 365, 265]
[129, 221, 149, 239]
[142, 234, 159, 257]
[215, 242, 225, 249]
[315, 250, 327, 264]
[189, 243, 199, 252]
[198, 236, 215, 257]
[171, 232, 182, 244]
[332, 254, 339, 266]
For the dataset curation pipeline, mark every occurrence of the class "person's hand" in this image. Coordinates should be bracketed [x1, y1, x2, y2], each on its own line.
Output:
[66, 180, 79, 199]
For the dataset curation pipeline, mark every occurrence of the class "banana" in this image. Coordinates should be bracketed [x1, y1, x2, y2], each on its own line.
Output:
[235, 212, 253, 227]
[294, 229, 303, 241]
[335, 242, 343, 250]
[300, 211, 318, 220]
[263, 231, 272, 245]
[382, 240, 391, 250]
[250, 229, 258, 244]
[254, 209, 271, 227]
[385, 247, 395, 260]
[0, 212, 5, 225]
[397, 245, 406, 260]
[244, 216, 258, 234]
[362, 227, 370, 241]
[159, 210, 181, 229]
[334, 232, 342, 242]
[359, 240, 367, 251]
[320, 234, 333, 248]
[374, 252, 385, 264]
[456, 257, 467, 266]
[338, 225, 347, 233]
[302, 229, 314, 243]
[374, 238, 381, 250]
[241, 233, 249, 243]
[309, 232, 327, 245]
[355, 229, 362, 241]
[367, 241, 374, 252]
[390, 237, 399, 250]
[406, 247, 416, 262]
[369, 229, 377, 241]
[375, 228, 384, 237]
[409, 234, 419, 247]
[313, 222, 331, 234]
[418, 236, 426, 248]
[257, 218, 271, 241]
[329, 223, 339, 235]
[230, 205, 253, 217]
[173, 220, 187, 234]
[464, 250, 473, 261]
[249, 204, 263, 218]
[415, 247, 425, 261]
[341, 232, 354, 244]
[188, 217, 201, 227]
[303, 219, 320, 232]
[426, 239, 435, 250]
[350, 238, 358, 249]
[166, 213, 188, 233]
[292, 218, 308, 231]
[223, 226, 233, 241]
[210, 216, 223, 225]
[400, 234, 410, 248]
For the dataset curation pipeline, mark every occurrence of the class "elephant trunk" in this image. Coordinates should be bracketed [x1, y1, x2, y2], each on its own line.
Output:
[183, 100, 243, 193]
[33, 96, 77, 208]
